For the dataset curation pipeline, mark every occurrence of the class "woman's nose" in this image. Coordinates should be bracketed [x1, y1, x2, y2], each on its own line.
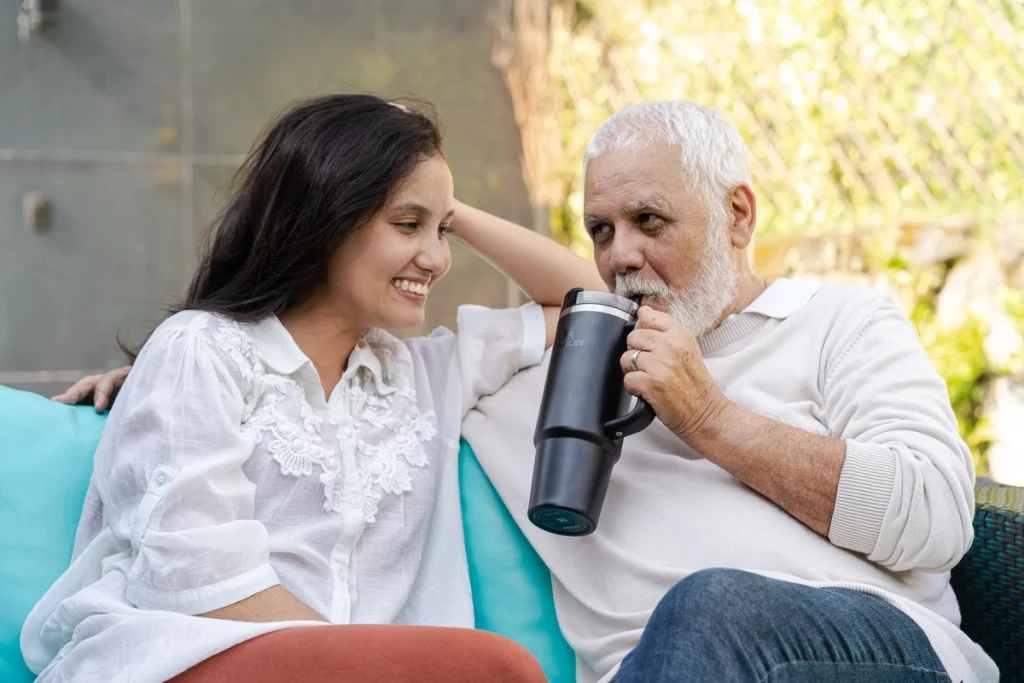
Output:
[415, 233, 449, 274]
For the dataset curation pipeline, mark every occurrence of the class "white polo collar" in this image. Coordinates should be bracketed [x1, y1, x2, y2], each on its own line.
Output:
[699, 278, 822, 354]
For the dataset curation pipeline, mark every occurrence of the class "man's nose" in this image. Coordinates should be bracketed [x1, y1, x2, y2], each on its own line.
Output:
[607, 227, 645, 273]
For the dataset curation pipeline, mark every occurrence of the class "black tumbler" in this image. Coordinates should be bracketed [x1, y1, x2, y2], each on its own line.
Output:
[528, 289, 656, 536]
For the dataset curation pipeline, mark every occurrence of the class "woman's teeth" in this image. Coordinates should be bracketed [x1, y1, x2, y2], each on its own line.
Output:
[392, 279, 428, 295]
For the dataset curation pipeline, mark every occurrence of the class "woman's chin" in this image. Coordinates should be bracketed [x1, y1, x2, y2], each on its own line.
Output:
[379, 307, 427, 331]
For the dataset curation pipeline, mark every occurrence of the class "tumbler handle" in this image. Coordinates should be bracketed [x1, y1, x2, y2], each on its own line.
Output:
[603, 320, 656, 439]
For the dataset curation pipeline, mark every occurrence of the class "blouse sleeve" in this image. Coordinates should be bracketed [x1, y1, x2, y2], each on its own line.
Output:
[456, 302, 547, 416]
[95, 319, 279, 615]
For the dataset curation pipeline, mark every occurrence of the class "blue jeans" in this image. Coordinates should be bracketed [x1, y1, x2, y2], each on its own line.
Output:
[612, 568, 950, 682]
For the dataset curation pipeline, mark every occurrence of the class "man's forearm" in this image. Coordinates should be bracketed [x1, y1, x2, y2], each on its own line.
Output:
[684, 401, 846, 536]
[200, 585, 327, 623]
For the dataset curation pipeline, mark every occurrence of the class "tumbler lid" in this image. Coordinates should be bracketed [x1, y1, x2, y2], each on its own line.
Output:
[560, 288, 640, 317]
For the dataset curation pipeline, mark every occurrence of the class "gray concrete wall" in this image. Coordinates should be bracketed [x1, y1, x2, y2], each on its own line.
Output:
[0, 0, 530, 397]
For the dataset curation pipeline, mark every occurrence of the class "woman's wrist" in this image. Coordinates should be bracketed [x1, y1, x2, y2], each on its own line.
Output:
[450, 200, 493, 248]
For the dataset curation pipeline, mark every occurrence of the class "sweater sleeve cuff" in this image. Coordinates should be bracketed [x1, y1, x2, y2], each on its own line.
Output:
[828, 441, 897, 554]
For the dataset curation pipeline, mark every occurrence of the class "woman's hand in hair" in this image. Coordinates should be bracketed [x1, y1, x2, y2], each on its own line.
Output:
[52, 365, 131, 413]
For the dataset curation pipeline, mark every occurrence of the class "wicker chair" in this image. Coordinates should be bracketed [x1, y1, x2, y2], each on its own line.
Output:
[951, 484, 1024, 681]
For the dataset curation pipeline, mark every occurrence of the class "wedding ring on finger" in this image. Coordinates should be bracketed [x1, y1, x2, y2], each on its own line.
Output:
[629, 349, 642, 372]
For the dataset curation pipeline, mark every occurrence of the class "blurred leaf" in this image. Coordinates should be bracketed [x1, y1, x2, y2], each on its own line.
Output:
[546, 0, 1024, 239]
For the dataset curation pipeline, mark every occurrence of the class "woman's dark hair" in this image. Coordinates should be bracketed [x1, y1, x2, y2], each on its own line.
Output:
[179, 94, 443, 320]
[119, 94, 443, 361]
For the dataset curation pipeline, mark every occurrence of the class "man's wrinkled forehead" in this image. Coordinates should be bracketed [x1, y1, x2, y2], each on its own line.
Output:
[585, 144, 685, 200]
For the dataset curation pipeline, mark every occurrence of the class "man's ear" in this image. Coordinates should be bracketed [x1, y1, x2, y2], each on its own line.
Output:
[728, 184, 757, 249]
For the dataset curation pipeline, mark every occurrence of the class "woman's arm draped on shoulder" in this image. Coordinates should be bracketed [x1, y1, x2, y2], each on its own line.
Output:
[99, 318, 325, 623]
[450, 201, 606, 347]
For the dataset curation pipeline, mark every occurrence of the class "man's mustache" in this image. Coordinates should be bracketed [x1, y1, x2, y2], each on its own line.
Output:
[614, 274, 671, 299]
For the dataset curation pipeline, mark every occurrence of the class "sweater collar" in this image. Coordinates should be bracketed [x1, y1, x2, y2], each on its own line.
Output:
[698, 278, 821, 355]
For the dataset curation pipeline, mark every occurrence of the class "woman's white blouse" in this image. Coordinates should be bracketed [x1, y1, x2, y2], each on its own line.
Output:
[22, 303, 546, 683]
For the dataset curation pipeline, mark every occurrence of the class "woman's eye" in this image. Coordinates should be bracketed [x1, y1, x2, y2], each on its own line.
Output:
[439, 225, 454, 237]
[395, 222, 420, 231]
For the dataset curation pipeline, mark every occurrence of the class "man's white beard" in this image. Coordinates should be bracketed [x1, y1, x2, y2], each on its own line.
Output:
[615, 222, 739, 337]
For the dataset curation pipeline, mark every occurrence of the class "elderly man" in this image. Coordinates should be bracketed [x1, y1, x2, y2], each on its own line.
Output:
[460, 101, 996, 683]
[60, 101, 995, 683]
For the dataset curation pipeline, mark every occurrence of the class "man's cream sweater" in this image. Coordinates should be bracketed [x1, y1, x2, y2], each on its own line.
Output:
[463, 278, 998, 683]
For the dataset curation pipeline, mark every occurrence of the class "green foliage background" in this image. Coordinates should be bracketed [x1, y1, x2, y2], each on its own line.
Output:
[537, 0, 1024, 473]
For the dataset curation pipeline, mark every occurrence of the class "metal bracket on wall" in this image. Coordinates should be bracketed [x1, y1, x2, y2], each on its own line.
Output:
[23, 193, 52, 231]
[17, 0, 59, 41]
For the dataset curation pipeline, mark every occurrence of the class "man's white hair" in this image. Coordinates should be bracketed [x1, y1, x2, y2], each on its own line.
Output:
[583, 101, 751, 221]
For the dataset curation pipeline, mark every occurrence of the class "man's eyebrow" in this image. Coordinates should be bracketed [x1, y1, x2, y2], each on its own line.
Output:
[584, 197, 671, 226]
[623, 196, 670, 214]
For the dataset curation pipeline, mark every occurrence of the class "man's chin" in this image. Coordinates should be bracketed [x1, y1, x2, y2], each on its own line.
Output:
[639, 296, 670, 313]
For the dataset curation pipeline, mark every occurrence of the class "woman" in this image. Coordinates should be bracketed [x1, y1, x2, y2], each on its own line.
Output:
[23, 94, 605, 683]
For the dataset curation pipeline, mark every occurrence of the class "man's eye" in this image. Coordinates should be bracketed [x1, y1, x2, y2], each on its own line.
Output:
[590, 224, 611, 237]
[637, 213, 659, 225]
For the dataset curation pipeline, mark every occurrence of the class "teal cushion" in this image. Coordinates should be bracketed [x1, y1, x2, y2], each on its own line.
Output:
[459, 439, 576, 683]
[0, 387, 105, 683]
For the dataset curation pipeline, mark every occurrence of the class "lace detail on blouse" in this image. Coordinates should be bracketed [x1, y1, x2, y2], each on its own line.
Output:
[208, 317, 434, 522]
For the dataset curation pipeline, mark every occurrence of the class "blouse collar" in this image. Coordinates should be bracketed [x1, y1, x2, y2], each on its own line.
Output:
[244, 315, 405, 396]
